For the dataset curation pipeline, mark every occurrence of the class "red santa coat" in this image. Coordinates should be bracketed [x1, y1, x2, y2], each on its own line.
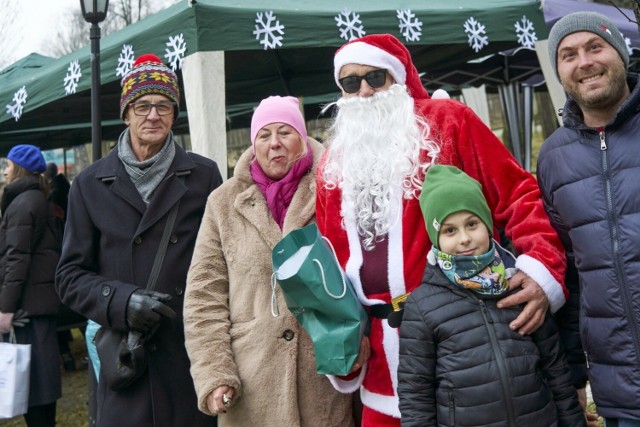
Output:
[315, 97, 567, 419]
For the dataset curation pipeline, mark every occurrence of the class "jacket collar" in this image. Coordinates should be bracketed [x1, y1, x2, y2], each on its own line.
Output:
[92, 136, 195, 235]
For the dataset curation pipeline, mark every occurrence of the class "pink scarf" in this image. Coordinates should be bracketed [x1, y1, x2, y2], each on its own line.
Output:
[250, 142, 314, 229]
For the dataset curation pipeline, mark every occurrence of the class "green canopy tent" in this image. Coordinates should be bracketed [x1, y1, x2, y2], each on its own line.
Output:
[0, 0, 549, 172]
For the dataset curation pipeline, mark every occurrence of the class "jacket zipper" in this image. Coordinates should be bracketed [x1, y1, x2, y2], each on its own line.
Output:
[474, 296, 517, 426]
[598, 128, 640, 368]
[448, 390, 455, 426]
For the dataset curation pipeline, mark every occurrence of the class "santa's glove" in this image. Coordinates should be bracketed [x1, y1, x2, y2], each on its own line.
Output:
[126, 289, 176, 334]
[12, 309, 30, 328]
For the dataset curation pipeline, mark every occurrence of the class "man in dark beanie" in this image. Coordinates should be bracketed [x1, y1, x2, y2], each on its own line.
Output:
[538, 11, 640, 427]
[56, 54, 222, 427]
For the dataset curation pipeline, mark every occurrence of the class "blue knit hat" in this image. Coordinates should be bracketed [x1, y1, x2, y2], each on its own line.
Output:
[7, 144, 46, 174]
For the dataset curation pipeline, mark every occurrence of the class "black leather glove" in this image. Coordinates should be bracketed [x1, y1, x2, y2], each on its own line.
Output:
[12, 309, 30, 328]
[126, 289, 177, 334]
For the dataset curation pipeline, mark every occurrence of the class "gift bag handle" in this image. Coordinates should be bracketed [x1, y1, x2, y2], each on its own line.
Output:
[315, 236, 347, 299]
[270, 273, 280, 318]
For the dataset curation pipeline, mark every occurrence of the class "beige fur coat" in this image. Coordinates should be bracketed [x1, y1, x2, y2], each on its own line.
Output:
[184, 139, 354, 427]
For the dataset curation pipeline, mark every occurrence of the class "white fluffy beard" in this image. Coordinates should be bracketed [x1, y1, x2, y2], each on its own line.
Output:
[322, 84, 439, 250]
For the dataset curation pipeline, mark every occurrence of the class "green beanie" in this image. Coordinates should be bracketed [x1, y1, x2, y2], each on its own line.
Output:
[419, 165, 493, 248]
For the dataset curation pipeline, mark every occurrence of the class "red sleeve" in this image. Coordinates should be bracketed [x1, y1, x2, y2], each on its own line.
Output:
[421, 99, 567, 298]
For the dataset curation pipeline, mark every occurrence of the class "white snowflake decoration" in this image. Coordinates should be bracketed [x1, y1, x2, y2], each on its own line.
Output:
[253, 11, 285, 50]
[621, 32, 633, 56]
[397, 9, 422, 42]
[464, 17, 489, 53]
[335, 9, 365, 41]
[116, 45, 135, 77]
[514, 15, 537, 49]
[6, 86, 28, 121]
[165, 34, 187, 71]
[63, 60, 82, 95]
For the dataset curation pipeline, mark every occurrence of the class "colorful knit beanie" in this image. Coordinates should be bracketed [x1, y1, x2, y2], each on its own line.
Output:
[419, 165, 493, 248]
[119, 54, 180, 120]
[548, 11, 629, 78]
[7, 144, 47, 174]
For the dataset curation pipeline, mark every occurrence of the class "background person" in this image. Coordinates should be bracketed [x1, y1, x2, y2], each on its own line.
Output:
[316, 33, 569, 426]
[55, 53, 223, 427]
[184, 96, 354, 427]
[538, 11, 640, 427]
[0, 144, 62, 427]
[398, 165, 584, 427]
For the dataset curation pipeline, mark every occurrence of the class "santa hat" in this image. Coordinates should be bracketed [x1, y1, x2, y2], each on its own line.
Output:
[120, 54, 180, 120]
[334, 34, 429, 99]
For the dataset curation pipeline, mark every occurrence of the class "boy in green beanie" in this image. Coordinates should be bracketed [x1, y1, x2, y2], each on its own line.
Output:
[397, 165, 585, 426]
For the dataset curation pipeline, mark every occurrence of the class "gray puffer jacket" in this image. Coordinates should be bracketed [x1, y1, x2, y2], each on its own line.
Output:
[398, 264, 584, 427]
[537, 73, 640, 419]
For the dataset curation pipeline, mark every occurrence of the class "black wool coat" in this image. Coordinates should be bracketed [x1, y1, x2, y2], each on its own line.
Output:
[398, 265, 585, 427]
[56, 142, 222, 427]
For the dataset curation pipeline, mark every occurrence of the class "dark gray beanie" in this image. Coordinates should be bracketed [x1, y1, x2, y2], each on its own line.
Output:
[548, 11, 629, 77]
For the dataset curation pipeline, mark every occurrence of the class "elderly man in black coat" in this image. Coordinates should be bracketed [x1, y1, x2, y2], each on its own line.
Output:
[56, 53, 222, 427]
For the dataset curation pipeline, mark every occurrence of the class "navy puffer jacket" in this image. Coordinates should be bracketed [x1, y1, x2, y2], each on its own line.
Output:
[537, 73, 640, 419]
[398, 265, 584, 426]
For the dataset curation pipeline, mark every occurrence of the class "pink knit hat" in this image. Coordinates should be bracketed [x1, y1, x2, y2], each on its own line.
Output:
[250, 96, 308, 144]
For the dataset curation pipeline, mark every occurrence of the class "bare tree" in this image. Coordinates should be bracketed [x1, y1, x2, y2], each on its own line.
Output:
[48, 0, 179, 59]
[0, 0, 25, 70]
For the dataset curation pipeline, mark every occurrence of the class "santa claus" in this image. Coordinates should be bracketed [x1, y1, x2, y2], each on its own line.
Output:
[316, 34, 568, 426]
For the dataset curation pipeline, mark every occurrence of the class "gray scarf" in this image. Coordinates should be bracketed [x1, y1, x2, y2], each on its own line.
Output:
[117, 130, 176, 205]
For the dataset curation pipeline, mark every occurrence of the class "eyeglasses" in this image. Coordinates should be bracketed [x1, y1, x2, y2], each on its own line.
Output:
[338, 69, 388, 94]
[130, 101, 176, 116]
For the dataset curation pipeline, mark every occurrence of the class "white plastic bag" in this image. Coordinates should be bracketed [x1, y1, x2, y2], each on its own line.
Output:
[0, 328, 31, 419]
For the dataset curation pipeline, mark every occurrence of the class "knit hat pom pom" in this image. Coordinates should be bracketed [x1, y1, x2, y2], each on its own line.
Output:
[134, 53, 163, 67]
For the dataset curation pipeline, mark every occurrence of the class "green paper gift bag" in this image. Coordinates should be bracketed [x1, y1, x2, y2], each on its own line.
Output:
[272, 224, 368, 375]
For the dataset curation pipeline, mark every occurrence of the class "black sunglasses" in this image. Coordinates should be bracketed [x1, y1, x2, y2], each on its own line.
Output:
[338, 69, 388, 94]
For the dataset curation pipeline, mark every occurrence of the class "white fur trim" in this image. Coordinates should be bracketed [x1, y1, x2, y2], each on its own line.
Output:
[334, 42, 406, 88]
[515, 254, 566, 313]
[431, 88, 450, 99]
[361, 387, 401, 418]
[387, 187, 407, 299]
[327, 364, 367, 394]
[382, 319, 400, 400]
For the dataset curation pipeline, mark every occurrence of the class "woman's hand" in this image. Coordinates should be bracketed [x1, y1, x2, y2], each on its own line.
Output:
[0, 312, 15, 334]
[207, 385, 235, 414]
[350, 335, 370, 373]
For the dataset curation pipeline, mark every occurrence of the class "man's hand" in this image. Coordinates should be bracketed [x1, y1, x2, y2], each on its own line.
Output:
[497, 271, 549, 335]
[126, 289, 177, 334]
[577, 387, 600, 427]
[350, 335, 370, 373]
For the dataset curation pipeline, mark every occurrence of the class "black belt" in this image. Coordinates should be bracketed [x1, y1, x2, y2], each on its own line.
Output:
[370, 303, 393, 319]
[368, 293, 411, 328]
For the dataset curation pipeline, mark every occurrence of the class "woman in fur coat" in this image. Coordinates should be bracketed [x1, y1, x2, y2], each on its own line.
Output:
[184, 96, 354, 427]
